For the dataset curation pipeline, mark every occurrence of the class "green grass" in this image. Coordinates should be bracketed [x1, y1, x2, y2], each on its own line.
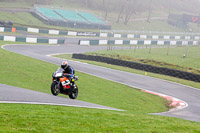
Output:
[0, 0, 31, 8]
[1, 104, 200, 133]
[1, 41, 200, 132]
[0, 12, 44, 26]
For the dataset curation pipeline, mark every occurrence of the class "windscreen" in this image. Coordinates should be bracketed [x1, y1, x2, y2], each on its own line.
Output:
[56, 67, 64, 73]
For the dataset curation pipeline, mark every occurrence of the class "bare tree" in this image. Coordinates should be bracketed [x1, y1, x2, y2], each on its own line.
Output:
[103, 0, 108, 20]
[114, 0, 121, 11]
[116, 0, 127, 23]
[147, 0, 153, 22]
[124, 0, 136, 25]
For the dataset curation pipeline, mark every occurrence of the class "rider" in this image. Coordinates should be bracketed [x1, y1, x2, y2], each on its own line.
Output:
[61, 61, 75, 80]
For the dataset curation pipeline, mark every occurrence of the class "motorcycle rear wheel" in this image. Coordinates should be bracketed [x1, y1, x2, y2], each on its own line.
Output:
[69, 85, 78, 99]
[51, 82, 60, 96]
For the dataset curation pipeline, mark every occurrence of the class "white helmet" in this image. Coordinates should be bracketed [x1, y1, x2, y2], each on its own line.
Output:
[61, 61, 69, 69]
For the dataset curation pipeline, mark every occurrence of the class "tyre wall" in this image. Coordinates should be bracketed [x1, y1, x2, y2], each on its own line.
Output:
[72, 54, 200, 83]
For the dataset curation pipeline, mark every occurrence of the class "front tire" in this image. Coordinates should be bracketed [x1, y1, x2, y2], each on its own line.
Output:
[69, 85, 78, 99]
[51, 81, 60, 96]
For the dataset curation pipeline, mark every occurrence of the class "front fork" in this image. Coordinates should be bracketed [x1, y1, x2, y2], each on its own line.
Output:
[70, 81, 77, 93]
[54, 80, 61, 90]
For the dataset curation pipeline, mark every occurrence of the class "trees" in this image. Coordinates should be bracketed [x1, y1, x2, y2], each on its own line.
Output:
[116, 0, 149, 24]
[147, 0, 153, 22]
[116, 0, 126, 23]
[123, 0, 136, 25]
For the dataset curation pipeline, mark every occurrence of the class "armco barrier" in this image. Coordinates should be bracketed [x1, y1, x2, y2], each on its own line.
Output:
[79, 40, 199, 46]
[0, 27, 16, 32]
[72, 54, 200, 83]
[11, 26, 200, 41]
[0, 35, 64, 44]
[15, 26, 98, 37]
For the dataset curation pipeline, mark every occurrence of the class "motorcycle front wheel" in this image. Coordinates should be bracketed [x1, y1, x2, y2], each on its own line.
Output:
[51, 81, 60, 96]
[69, 85, 78, 99]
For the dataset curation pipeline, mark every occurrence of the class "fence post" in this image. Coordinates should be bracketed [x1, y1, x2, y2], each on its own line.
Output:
[149, 45, 152, 54]
[134, 45, 137, 52]
[184, 46, 189, 58]
[167, 45, 170, 56]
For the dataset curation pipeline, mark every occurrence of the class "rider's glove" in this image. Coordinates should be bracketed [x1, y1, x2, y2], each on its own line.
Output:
[70, 74, 74, 78]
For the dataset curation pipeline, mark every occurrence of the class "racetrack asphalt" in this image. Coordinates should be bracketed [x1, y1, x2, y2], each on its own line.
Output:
[0, 83, 123, 111]
[2, 44, 200, 122]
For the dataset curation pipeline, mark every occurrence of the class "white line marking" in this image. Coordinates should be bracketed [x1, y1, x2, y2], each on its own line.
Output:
[1, 45, 5, 49]
[0, 101, 124, 111]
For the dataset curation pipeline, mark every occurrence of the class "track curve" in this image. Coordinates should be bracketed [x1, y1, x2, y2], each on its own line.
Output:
[2, 44, 200, 122]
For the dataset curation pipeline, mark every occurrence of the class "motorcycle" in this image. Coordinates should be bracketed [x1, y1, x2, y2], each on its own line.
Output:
[51, 67, 79, 99]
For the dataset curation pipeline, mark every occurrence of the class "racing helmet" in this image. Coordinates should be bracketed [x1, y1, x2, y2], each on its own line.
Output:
[61, 61, 69, 69]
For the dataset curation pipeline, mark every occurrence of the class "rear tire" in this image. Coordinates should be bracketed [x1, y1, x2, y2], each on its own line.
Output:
[69, 85, 78, 99]
[51, 82, 60, 96]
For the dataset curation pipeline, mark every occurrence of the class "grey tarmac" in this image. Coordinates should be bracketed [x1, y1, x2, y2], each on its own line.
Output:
[0, 82, 123, 111]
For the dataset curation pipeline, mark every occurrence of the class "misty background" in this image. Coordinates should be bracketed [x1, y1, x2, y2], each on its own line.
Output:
[1, 0, 200, 32]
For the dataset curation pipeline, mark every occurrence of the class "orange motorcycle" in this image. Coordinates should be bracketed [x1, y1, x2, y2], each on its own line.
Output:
[51, 67, 79, 99]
